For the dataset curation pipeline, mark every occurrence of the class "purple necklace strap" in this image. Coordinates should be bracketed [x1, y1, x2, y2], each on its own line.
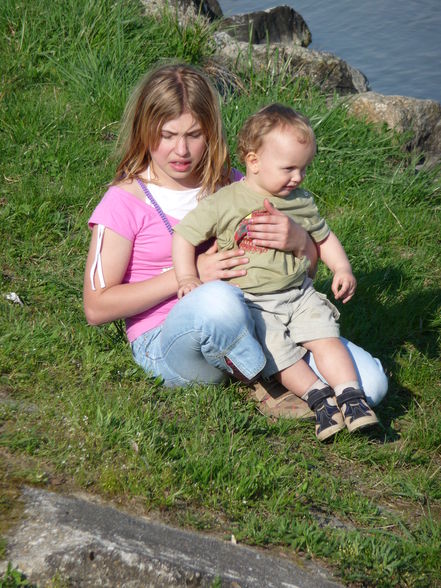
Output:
[136, 178, 174, 236]
[231, 168, 244, 182]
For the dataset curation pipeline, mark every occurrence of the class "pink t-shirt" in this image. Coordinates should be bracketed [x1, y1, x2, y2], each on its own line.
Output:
[88, 170, 243, 342]
[89, 186, 180, 342]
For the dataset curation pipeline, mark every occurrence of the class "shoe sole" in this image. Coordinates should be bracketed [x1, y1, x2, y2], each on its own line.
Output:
[317, 421, 346, 441]
[345, 415, 379, 433]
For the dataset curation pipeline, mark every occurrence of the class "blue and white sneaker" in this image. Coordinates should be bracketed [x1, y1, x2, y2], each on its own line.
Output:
[336, 387, 379, 432]
[306, 386, 345, 441]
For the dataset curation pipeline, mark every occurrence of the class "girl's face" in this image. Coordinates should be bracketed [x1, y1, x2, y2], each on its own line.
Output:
[150, 112, 207, 190]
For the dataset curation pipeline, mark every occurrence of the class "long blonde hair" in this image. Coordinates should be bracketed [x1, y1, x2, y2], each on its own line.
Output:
[114, 62, 231, 195]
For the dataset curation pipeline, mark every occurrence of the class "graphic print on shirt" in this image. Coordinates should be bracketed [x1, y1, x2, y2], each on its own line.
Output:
[234, 209, 269, 253]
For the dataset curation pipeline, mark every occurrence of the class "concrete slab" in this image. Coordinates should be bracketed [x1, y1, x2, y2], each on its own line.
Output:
[2, 486, 343, 587]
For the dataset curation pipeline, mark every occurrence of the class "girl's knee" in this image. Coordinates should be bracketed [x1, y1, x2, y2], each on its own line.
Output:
[340, 338, 388, 407]
[364, 366, 388, 407]
[193, 281, 247, 323]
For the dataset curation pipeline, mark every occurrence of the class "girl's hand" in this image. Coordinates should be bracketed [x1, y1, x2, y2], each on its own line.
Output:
[196, 241, 248, 282]
[332, 269, 357, 303]
[245, 198, 318, 272]
[246, 198, 310, 256]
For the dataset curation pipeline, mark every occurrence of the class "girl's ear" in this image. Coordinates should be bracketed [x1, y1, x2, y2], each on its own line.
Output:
[245, 151, 260, 174]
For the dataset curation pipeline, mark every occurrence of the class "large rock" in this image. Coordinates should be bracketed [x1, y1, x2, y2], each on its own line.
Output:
[181, 0, 223, 21]
[213, 33, 369, 96]
[220, 6, 311, 47]
[142, 0, 222, 21]
[347, 92, 441, 166]
[144, 0, 366, 95]
[2, 486, 343, 588]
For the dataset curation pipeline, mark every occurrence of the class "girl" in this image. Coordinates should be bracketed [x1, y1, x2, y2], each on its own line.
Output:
[83, 62, 387, 412]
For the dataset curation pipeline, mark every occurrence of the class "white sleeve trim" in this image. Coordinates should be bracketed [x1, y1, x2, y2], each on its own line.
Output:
[89, 224, 106, 290]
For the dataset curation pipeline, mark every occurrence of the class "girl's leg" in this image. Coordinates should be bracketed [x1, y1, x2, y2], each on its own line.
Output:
[303, 337, 388, 406]
[132, 281, 266, 387]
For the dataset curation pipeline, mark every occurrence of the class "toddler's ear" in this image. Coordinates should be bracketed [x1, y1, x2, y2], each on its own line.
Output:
[245, 151, 260, 173]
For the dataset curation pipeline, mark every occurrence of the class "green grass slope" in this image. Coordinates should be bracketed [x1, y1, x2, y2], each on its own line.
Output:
[1, 1, 440, 586]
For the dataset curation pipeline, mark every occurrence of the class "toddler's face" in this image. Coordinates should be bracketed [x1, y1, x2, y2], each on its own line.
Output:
[249, 127, 315, 197]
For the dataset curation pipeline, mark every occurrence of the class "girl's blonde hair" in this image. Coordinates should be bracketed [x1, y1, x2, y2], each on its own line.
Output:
[114, 62, 231, 196]
[237, 103, 316, 163]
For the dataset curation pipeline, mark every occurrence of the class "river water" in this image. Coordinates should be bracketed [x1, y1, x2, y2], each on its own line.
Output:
[219, 0, 441, 103]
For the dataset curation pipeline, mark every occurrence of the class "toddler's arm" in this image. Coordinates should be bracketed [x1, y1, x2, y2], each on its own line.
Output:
[172, 232, 202, 299]
[317, 232, 356, 303]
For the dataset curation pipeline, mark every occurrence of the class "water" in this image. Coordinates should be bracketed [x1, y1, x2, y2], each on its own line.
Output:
[219, 0, 441, 103]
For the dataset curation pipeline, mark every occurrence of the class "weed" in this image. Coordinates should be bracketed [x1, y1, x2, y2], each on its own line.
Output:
[0, 563, 31, 587]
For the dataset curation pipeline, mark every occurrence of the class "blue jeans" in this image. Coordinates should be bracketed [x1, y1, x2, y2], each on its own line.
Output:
[132, 281, 266, 387]
[132, 281, 388, 406]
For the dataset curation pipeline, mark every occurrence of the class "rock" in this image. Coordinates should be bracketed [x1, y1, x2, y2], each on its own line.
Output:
[220, 6, 311, 47]
[142, 0, 222, 22]
[2, 486, 343, 588]
[181, 0, 223, 21]
[144, 1, 366, 95]
[346, 92, 441, 166]
[213, 33, 369, 96]
[141, 0, 439, 166]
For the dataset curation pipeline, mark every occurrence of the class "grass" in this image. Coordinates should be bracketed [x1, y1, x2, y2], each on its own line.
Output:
[1, 0, 441, 586]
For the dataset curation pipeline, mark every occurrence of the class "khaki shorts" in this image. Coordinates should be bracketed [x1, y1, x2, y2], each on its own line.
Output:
[244, 278, 340, 377]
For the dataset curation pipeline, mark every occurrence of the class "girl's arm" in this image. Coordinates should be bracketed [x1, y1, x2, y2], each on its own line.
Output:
[83, 225, 179, 325]
[172, 232, 202, 298]
[83, 225, 249, 326]
[316, 231, 357, 304]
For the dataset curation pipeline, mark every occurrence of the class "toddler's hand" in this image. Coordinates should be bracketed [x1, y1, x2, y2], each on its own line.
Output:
[332, 269, 357, 303]
[177, 276, 202, 299]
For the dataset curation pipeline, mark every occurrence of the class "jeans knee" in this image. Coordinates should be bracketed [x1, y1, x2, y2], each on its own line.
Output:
[195, 282, 249, 328]
[364, 366, 388, 407]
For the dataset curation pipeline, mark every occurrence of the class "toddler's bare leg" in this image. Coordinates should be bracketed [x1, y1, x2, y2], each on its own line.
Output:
[302, 337, 358, 389]
[275, 357, 345, 441]
[275, 359, 320, 397]
[302, 337, 379, 434]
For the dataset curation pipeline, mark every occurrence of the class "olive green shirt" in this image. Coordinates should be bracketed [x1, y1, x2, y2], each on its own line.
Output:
[174, 180, 330, 294]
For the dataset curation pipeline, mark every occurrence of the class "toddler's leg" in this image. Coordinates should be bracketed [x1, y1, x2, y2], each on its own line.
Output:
[303, 338, 379, 433]
[276, 360, 345, 441]
[275, 356, 320, 397]
[302, 337, 357, 389]
[304, 338, 388, 407]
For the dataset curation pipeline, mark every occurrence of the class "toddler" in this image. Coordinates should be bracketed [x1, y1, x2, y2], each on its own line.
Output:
[172, 103, 379, 441]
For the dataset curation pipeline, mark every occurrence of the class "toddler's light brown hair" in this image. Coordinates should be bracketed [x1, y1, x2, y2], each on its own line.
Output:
[237, 103, 316, 163]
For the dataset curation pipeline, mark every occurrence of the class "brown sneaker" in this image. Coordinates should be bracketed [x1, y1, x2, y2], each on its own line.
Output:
[248, 379, 314, 419]
[336, 387, 379, 432]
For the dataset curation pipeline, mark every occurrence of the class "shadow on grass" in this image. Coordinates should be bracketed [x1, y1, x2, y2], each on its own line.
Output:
[373, 381, 413, 441]
[317, 266, 440, 360]
[317, 265, 441, 438]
